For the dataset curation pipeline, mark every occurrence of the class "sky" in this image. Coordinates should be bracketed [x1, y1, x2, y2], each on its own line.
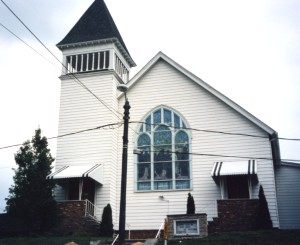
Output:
[0, 0, 299, 212]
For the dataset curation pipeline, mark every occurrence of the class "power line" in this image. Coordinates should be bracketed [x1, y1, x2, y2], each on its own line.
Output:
[0, 0, 123, 120]
[1, 120, 299, 151]
[48, 122, 123, 140]
[1, 1, 298, 164]
[0, 122, 123, 151]
[0, 12, 135, 135]
[1, 0, 141, 137]
[0, 22, 59, 69]
[135, 149, 300, 163]
[0, 0, 60, 67]
[276, 137, 300, 141]
[131, 121, 300, 141]
[1, 126, 299, 163]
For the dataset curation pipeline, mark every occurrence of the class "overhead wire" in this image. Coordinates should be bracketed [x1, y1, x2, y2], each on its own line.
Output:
[134, 149, 300, 163]
[1, 0, 141, 137]
[131, 121, 300, 141]
[0, 22, 59, 69]
[1, 119, 300, 158]
[1, 122, 299, 163]
[0, 122, 123, 150]
[0, 0, 123, 119]
[1, 1, 299, 164]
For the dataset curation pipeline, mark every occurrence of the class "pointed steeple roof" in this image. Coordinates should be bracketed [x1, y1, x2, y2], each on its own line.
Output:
[57, 0, 135, 66]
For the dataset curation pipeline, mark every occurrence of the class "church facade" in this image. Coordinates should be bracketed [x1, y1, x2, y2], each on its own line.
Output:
[49, 0, 285, 234]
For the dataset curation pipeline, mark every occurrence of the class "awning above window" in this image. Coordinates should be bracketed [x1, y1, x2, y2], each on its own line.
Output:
[47, 164, 103, 184]
[211, 160, 257, 182]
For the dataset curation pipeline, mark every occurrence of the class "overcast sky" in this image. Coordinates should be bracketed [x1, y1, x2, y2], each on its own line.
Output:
[0, 0, 299, 212]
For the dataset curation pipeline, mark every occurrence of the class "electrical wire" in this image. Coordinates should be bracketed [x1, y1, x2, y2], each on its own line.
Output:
[0, 22, 59, 69]
[0, 122, 123, 150]
[0, 0, 123, 120]
[1, 119, 299, 153]
[1, 1, 299, 163]
[131, 121, 300, 141]
[133, 146, 292, 161]
[135, 150, 300, 163]
[1, 0, 138, 137]
[1, 0, 142, 137]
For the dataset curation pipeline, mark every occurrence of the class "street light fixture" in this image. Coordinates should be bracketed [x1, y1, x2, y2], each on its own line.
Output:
[117, 84, 130, 245]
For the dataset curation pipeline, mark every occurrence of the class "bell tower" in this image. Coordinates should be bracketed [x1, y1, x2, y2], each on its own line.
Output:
[54, 0, 135, 217]
[57, 0, 135, 82]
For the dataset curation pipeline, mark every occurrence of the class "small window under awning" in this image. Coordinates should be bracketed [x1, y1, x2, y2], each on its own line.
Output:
[47, 164, 103, 184]
[211, 160, 257, 182]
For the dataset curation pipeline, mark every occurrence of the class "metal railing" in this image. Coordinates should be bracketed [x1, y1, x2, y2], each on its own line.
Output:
[111, 234, 119, 245]
[84, 199, 102, 222]
[155, 221, 165, 239]
[110, 223, 131, 245]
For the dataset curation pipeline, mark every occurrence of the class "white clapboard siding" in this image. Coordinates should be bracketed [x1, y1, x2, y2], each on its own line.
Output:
[275, 163, 300, 229]
[115, 59, 279, 230]
[56, 71, 121, 218]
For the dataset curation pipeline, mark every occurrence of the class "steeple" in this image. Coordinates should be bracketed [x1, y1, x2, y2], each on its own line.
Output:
[57, 0, 135, 82]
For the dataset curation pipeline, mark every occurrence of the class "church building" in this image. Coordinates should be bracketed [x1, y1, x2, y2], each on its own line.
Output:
[48, 0, 299, 237]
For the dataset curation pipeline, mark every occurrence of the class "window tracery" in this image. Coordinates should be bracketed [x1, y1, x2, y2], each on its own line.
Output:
[136, 107, 191, 191]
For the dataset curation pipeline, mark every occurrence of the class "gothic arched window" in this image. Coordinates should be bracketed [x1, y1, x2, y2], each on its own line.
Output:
[136, 107, 190, 191]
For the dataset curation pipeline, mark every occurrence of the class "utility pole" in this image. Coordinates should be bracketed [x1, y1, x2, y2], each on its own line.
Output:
[118, 97, 130, 245]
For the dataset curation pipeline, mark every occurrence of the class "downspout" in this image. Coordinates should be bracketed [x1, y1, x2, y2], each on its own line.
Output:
[269, 132, 281, 228]
[270, 132, 281, 167]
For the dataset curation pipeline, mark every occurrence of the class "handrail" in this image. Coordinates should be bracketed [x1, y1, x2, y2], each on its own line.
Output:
[85, 199, 102, 221]
[111, 234, 119, 245]
[110, 223, 130, 245]
[155, 221, 165, 239]
[126, 223, 131, 240]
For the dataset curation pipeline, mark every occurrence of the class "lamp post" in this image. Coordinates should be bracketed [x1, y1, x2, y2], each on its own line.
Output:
[118, 84, 130, 245]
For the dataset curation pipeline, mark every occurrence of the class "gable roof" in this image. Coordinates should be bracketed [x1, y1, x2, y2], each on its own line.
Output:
[57, 0, 135, 67]
[126, 52, 275, 134]
[123, 51, 281, 164]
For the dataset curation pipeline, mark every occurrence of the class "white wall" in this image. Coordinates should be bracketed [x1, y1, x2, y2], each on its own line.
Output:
[116, 59, 279, 230]
[55, 70, 121, 219]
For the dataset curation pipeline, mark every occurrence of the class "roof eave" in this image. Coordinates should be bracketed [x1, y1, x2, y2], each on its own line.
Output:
[57, 38, 136, 67]
[124, 51, 277, 135]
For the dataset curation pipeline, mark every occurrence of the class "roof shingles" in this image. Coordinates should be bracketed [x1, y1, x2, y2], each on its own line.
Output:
[57, 0, 131, 59]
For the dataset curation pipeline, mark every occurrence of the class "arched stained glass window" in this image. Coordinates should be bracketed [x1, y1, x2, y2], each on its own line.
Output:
[136, 107, 191, 191]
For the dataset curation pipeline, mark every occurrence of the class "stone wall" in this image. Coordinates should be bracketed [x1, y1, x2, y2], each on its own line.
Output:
[167, 214, 208, 238]
[208, 199, 259, 233]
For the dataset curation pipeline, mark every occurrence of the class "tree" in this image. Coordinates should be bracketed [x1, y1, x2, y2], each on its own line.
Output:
[256, 185, 272, 229]
[99, 203, 114, 237]
[187, 193, 195, 214]
[5, 128, 57, 233]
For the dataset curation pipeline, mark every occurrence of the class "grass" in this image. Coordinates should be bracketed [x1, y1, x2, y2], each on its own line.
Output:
[0, 236, 105, 245]
[0, 230, 300, 245]
[158, 230, 300, 245]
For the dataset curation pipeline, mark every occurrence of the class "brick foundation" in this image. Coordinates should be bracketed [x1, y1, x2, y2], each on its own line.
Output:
[54, 199, 259, 236]
[125, 230, 161, 240]
[54, 201, 99, 235]
[208, 199, 259, 233]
